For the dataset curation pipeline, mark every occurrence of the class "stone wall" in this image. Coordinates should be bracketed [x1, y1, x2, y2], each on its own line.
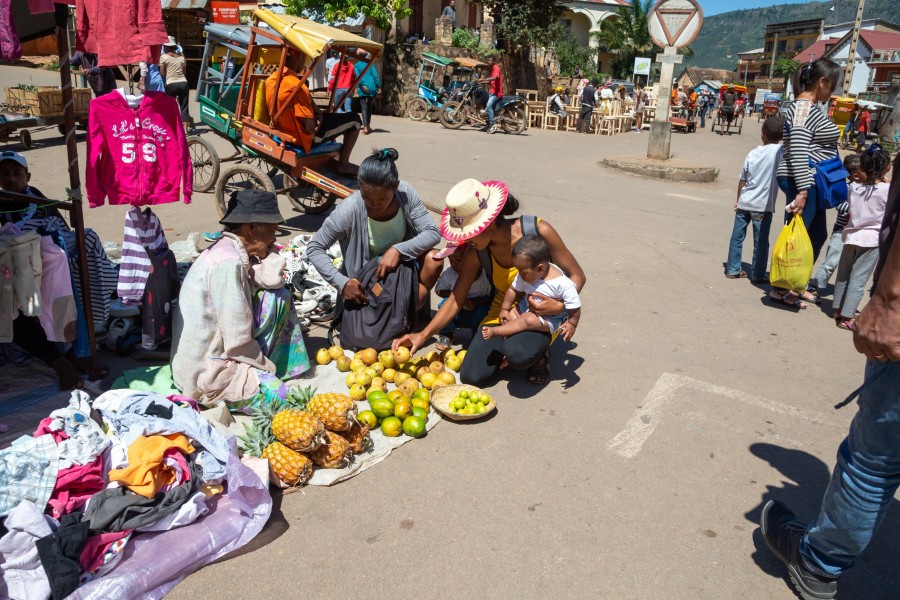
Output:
[379, 44, 550, 117]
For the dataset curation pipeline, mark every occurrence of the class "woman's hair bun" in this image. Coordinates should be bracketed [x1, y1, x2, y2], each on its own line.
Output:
[375, 147, 399, 162]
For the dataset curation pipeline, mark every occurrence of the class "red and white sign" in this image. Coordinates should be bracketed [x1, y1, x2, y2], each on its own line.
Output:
[648, 0, 703, 49]
[211, 1, 240, 25]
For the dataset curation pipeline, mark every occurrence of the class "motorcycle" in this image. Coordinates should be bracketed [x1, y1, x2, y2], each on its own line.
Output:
[439, 83, 527, 134]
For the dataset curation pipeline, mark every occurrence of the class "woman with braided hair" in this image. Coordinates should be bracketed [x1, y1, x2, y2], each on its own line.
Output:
[306, 148, 443, 340]
[770, 58, 843, 308]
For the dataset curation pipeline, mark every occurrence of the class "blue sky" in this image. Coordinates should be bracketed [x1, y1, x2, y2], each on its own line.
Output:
[700, 0, 819, 17]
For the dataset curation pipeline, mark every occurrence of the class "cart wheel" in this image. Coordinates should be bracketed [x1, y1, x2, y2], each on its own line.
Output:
[500, 107, 527, 135]
[284, 175, 338, 214]
[57, 124, 66, 136]
[214, 165, 275, 218]
[188, 136, 220, 193]
[439, 101, 466, 129]
[18, 129, 31, 149]
[407, 98, 429, 122]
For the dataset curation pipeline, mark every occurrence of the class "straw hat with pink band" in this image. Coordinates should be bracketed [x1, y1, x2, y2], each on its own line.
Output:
[434, 178, 508, 260]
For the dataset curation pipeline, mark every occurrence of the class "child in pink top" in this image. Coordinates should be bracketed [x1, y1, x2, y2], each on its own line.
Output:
[832, 146, 892, 329]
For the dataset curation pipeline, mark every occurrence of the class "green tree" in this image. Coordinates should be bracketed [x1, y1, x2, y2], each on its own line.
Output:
[773, 57, 800, 92]
[480, 0, 563, 47]
[283, 0, 410, 32]
[549, 25, 598, 78]
[592, 0, 654, 78]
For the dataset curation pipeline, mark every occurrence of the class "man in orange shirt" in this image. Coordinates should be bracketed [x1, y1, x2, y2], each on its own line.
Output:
[265, 54, 361, 175]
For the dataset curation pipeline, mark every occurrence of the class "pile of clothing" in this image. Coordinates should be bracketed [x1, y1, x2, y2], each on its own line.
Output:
[279, 235, 340, 326]
[0, 390, 271, 600]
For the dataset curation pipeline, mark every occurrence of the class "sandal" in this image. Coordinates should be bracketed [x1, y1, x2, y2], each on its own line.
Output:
[836, 317, 856, 331]
[797, 290, 821, 305]
[527, 348, 551, 385]
[768, 290, 807, 309]
[725, 270, 747, 279]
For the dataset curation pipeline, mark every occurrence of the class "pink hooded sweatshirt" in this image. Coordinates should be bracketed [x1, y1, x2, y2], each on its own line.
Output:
[86, 91, 192, 208]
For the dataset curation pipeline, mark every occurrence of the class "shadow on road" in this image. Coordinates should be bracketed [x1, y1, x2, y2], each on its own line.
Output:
[211, 493, 290, 565]
[745, 442, 900, 599]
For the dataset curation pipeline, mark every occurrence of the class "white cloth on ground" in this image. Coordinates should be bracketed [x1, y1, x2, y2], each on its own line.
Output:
[136, 491, 209, 532]
[47, 391, 111, 470]
[0, 500, 55, 600]
[0, 434, 59, 518]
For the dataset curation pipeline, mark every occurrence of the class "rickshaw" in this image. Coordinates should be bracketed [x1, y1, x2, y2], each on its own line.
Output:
[189, 10, 382, 216]
[758, 93, 782, 122]
[711, 84, 747, 135]
[831, 97, 857, 148]
[407, 52, 458, 122]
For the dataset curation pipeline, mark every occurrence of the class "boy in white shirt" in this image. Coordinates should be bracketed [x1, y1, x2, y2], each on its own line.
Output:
[483, 235, 581, 342]
[724, 116, 784, 283]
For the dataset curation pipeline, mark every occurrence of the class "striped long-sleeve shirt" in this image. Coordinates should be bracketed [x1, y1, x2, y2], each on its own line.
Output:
[118, 207, 168, 305]
[776, 99, 840, 191]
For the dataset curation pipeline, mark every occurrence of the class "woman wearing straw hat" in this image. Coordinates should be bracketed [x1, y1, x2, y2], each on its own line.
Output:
[160, 36, 190, 132]
[393, 179, 586, 385]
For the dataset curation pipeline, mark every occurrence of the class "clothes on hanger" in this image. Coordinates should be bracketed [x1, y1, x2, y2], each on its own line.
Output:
[0, 0, 22, 61]
[86, 90, 192, 208]
[118, 207, 169, 306]
[75, 0, 168, 68]
[142, 248, 179, 349]
[0, 229, 42, 342]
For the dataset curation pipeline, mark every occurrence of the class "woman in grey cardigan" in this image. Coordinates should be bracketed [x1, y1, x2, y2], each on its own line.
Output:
[306, 148, 443, 319]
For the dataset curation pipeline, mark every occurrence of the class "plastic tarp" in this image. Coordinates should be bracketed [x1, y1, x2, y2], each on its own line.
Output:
[70, 453, 272, 599]
[253, 9, 382, 59]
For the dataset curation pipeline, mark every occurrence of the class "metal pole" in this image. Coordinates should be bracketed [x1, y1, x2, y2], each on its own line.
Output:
[768, 31, 779, 92]
[842, 0, 866, 95]
[54, 3, 96, 361]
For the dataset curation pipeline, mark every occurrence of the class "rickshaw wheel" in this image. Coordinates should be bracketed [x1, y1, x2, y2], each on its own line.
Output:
[188, 136, 220, 193]
[439, 101, 466, 129]
[283, 174, 338, 215]
[501, 107, 527, 135]
[18, 129, 31, 149]
[214, 165, 275, 218]
[407, 98, 429, 122]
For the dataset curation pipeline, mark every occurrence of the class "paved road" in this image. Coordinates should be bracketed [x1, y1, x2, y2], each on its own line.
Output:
[2, 64, 894, 598]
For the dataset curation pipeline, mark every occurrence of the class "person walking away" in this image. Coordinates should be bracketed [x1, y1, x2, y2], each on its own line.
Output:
[720, 85, 737, 131]
[576, 79, 598, 133]
[831, 146, 891, 330]
[698, 90, 709, 128]
[634, 84, 647, 131]
[159, 37, 190, 132]
[481, 235, 581, 344]
[687, 87, 698, 120]
[328, 55, 357, 113]
[479, 54, 503, 134]
[432, 241, 492, 351]
[441, 0, 456, 28]
[759, 149, 900, 600]
[807, 154, 862, 301]
[770, 59, 843, 308]
[325, 50, 339, 87]
[842, 106, 858, 148]
[354, 49, 381, 135]
[725, 116, 784, 282]
[856, 106, 871, 152]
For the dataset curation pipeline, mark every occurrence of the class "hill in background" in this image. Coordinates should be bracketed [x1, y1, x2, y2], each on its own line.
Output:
[686, 0, 900, 71]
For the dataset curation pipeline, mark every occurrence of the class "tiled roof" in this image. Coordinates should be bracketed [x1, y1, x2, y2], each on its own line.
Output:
[794, 39, 836, 62]
[679, 67, 736, 86]
[858, 29, 900, 51]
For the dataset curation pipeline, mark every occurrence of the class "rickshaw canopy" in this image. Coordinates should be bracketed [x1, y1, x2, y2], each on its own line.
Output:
[253, 9, 383, 59]
[455, 56, 487, 70]
[421, 52, 458, 67]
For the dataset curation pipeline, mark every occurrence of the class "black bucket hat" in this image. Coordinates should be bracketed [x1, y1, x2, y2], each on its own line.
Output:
[219, 189, 285, 225]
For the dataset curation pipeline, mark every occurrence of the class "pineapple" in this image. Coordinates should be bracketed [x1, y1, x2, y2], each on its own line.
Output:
[306, 392, 358, 432]
[284, 385, 315, 411]
[253, 395, 326, 453]
[337, 421, 371, 454]
[309, 431, 352, 469]
[238, 422, 313, 486]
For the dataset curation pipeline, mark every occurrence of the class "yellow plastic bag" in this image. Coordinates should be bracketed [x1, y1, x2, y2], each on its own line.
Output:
[770, 214, 814, 291]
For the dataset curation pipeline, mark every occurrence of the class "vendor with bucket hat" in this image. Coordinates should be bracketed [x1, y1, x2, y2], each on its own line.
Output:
[393, 179, 585, 385]
[172, 190, 310, 410]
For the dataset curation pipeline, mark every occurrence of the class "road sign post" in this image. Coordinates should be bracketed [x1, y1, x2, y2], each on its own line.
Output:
[646, 0, 703, 161]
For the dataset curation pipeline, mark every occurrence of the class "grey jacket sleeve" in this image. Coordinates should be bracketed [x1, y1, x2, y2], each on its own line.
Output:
[307, 195, 357, 291]
[393, 182, 441, 260]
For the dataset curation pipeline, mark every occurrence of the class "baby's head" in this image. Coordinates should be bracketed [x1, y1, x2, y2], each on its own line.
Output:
[512, 235, 551, 284]
[843, 154, 862, 183]
[0, 151, 29, 194]
[859, 145, 891, 184]
[761, 116, 784, 145]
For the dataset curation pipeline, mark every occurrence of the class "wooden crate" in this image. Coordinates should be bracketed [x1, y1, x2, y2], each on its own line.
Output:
[4, 86, 91, 117]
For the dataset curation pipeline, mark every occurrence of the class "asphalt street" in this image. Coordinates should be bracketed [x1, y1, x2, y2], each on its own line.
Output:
[1, 64, 893, 599]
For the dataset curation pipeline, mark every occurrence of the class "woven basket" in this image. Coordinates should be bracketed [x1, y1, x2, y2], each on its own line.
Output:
[430, 384, 496, 421]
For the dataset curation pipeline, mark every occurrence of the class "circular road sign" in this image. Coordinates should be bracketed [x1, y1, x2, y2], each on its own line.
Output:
[648, 0, 703, 49]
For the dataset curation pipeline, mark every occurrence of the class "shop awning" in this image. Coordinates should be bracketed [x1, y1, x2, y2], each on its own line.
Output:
[253, 9, 382, 58]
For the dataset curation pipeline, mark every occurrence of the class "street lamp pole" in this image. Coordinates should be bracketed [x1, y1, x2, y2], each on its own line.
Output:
[843, 0, 866, 95]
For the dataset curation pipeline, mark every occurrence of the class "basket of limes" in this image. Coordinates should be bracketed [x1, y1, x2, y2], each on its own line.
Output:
[430, 384, 495, 421]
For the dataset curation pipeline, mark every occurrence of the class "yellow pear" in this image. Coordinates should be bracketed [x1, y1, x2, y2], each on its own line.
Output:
[457, 350, 467, 362]
[349, 358, 365, 372]
[378, 350, 396, 369]
[349, 384, 367, 401]
[315, 348, 331, 365]
[394, 372, 410, 386]
[416, 366, 430, 381]
[345, 373, 356, 388]
[355, 372, 373, 387]
[360, 348, 378, 366]
[425, 350, 441, 364]
[370, 362, 385, 376]
[429, 361, 444, 374]
[328, 345, 345, 360]
[392, 346, 411, 365]
[439, 370, 456, 385]
[371, 377, 388, 391]
[419, 372, 438, 390]
[444, 356, 462, 372]
[336, 356, 352, 372]
[383, 368, 397, 383]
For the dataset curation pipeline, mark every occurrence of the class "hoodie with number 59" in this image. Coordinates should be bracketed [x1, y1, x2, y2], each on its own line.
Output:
[86, 90, 192, 208]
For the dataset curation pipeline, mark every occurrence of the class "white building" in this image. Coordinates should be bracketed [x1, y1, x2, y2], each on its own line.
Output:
[559, 0, 630, 73]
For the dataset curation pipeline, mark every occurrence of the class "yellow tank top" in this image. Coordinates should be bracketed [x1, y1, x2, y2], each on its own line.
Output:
[482, 217, 542, 326]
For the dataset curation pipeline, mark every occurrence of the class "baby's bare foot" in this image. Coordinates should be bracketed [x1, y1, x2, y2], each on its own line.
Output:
[482, 326, 494, 340]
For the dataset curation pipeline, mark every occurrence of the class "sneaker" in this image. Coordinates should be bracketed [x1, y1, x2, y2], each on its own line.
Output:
[760, 500, 838, 600]
[293, 298, 318, 314]
[488, 124, 499, 134]
[203, 231, 223, 242]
